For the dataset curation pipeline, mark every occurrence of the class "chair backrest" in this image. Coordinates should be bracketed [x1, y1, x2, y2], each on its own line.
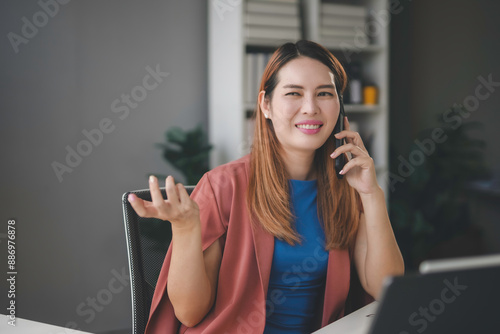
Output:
[122, 186, 195, 334]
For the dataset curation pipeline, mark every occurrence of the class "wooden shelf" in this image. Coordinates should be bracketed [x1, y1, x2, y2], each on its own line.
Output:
[344, 104, 382, 113]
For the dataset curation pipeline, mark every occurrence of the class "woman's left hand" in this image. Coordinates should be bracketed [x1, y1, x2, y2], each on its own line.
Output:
[330, 116, 380, 195]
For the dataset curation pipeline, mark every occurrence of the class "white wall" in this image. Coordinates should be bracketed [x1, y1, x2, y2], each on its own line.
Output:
[0, 0, 207, 332]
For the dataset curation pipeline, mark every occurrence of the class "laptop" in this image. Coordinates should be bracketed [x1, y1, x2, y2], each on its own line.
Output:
[365, 254, 500, 334]
[419, 253, 500, 274]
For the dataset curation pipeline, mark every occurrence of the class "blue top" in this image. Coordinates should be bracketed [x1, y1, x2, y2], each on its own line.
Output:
[264, 179, 329, 334]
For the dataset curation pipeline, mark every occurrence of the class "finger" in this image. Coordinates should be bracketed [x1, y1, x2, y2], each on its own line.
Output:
[165, 175, 180, 204]
[330, 143, 368, 159]
[339, 156, 373, 175]
[334, 130, 367, 151]
[176, 183, 190, 203]
[128, 193, 156, 218]
[149, 175, 165, 205]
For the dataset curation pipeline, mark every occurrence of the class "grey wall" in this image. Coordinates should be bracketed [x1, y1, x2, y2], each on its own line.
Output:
[0, 0, 207, 333]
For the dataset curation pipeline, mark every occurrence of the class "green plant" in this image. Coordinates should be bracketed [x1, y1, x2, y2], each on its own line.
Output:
[153, 124, 212, 185]
[389, 105, 490, 269]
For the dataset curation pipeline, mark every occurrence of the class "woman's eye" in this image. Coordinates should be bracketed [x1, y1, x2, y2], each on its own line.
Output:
[318, 92, 334, 97]
[285, 92, 300, 96]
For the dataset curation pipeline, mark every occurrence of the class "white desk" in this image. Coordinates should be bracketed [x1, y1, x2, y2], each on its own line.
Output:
[1, 315, 94, 334]
[313, 302, 379, 334]
[2, 304, 377, 334]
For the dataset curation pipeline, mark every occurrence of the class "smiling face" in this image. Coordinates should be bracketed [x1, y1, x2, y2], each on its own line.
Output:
[260, 56, 340, 157]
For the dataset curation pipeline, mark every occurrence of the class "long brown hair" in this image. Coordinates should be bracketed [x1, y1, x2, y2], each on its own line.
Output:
[247, 40, 360, 250]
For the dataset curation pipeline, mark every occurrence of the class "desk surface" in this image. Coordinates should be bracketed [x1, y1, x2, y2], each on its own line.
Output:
[1, 315, 94, 334]
[2, 303, 377, 334]
[313, 301, 379, 334]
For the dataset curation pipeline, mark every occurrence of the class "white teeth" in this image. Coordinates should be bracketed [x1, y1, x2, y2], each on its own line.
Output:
[296, 124, 321, 129]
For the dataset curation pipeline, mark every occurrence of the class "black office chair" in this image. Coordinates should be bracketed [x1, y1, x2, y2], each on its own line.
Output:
[122, 186, 195, 334]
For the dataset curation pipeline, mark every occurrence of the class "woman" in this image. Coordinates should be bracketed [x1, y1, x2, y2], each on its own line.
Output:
[128, 40, 404, 333]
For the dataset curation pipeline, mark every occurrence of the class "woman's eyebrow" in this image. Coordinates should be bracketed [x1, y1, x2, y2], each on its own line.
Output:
[282, 84, 303, 89]
[316, 84, 335, 90]
[282, 84, 335, 89]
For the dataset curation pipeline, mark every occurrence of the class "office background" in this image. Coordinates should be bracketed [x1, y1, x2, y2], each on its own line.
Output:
[0, 0, 498, 333]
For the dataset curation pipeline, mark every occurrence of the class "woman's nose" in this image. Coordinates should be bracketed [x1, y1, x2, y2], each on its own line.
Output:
[302, 96, 319, 115]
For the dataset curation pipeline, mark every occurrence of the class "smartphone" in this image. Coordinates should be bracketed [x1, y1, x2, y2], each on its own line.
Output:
[334, 88, 346, 179]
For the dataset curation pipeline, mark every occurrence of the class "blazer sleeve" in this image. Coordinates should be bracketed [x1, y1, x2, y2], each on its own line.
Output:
[145, 173, 228, 334]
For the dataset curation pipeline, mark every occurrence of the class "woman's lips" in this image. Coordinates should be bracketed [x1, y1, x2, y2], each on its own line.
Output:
[295, 123, 323, 134]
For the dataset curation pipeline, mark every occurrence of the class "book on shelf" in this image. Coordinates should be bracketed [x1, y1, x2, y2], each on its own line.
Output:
[245, 26, 300, 40]
[249, 0, 298, 3]
[321, 27, 358, 38]
[245, 12, 300, 28]
[320, 36, 369, 48]
[319, 3, 368, 47]
[246, 1, 299, 15]
[245, 0, 301, 43]
[245, 52, 272, 105]
[245, 53, 256, 106]
[321, 3, 367, 17]
[255, 53, 267, 97]
[321, 15, 366, 29]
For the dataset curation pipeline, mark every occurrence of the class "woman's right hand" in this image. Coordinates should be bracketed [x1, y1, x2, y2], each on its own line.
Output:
[130, 175, 221, 326]
[128, 175, 200, 230]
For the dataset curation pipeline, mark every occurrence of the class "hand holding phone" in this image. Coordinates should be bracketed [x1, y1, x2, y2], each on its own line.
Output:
[334, 89, 346, 179]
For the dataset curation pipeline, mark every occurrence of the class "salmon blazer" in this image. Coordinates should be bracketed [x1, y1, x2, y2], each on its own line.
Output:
[145, 155, 369, 333]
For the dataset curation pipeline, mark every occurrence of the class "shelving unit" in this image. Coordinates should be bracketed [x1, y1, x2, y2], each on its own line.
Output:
[208, 0, 390, 194]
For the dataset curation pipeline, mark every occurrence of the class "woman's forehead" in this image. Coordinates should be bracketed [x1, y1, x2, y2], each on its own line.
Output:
[277, 58, 336, 87]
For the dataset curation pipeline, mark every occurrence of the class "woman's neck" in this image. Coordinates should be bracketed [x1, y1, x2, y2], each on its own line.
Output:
[281, 150, 316, 181]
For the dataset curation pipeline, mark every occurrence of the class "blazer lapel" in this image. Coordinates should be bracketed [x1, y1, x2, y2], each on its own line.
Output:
[322, 248, 351, 325]
[251, 220, 275, 296]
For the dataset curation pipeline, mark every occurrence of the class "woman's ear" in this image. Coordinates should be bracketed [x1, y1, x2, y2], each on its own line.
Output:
[258, 90, 271, 119]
